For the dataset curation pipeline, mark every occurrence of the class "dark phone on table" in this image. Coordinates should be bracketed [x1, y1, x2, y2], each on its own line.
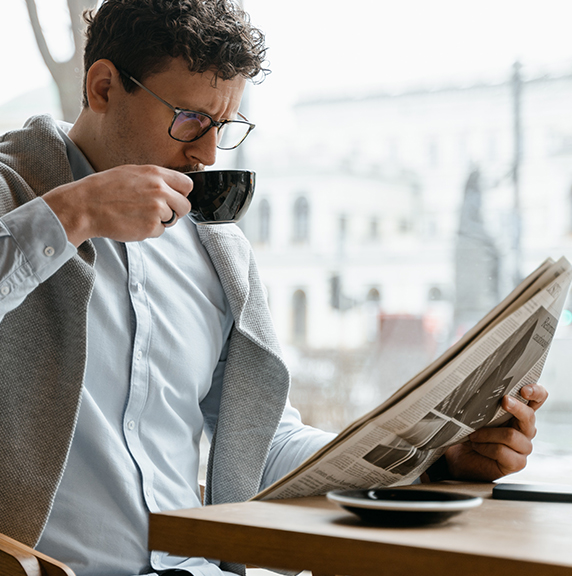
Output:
[492, 483, 572, 503]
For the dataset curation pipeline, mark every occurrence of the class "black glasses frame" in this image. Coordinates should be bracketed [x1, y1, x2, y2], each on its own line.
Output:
[119, 70, 255, 150]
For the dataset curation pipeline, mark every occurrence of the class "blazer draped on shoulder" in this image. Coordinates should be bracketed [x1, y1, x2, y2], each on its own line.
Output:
[0, 116, 290, 557]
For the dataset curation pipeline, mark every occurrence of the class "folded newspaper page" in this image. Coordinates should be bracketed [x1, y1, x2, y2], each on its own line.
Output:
[255, 257, 572, 500]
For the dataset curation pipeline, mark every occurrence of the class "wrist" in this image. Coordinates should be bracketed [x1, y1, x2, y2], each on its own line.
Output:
[43, 182, 92, 247]
[423, 454, 452, 483]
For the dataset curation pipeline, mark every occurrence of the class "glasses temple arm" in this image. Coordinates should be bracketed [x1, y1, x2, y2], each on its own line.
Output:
[120, 71, 178, 113]
[119, 69, 254, 129]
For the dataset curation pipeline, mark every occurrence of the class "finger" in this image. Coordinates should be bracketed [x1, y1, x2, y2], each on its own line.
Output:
[502, 395, 537, 439]
[160, 167, 194, 197]
[135, 166, 192, 217]
[161, 208, 177, 227]
[469, 426, 533, 455]
[166, 193, 191, 219]
[467, 440, 528, 476]
[519, 383, 548, 411]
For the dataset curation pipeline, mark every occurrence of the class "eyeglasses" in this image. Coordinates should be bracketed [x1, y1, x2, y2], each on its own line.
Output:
[119, 70, 255, 150]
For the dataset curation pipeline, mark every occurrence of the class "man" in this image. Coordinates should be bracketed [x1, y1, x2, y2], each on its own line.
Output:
[0, 1, 547, 575]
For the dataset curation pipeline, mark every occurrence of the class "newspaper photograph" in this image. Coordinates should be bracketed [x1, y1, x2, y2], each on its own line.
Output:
[255, 257, 572, 500]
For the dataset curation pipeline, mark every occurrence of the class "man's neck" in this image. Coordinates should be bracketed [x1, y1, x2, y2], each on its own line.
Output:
[68, 111, 105, 172]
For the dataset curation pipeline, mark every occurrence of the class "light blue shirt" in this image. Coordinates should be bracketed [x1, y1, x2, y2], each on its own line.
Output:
[0, 125, 334, 576]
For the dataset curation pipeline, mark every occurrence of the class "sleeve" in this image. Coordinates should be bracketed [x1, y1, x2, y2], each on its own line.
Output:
[0, 197, 77, 321]
[260, 400, 337, 490]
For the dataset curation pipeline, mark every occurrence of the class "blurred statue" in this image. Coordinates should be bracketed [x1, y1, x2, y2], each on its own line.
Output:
[454, 167, 500, 336]
[25, 0, 98, 122]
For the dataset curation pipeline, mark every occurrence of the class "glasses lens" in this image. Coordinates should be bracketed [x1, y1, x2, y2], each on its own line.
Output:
[170, 111, 212, 142]
[217, 121, 251, 150]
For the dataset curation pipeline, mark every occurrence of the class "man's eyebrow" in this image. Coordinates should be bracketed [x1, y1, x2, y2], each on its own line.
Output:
[177, 105, 239, 121]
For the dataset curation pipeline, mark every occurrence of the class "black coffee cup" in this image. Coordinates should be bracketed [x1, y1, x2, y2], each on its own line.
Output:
[184, 169, 255, 224]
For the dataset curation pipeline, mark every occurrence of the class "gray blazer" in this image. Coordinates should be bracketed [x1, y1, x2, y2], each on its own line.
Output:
[0, 116, 290, 550]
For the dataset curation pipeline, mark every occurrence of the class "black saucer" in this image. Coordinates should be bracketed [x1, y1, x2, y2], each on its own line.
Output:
[327, 488, 483, 526]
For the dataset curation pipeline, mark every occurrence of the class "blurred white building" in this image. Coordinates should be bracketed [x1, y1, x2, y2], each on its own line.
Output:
[239, 168, 450, 349]
[242, 70, 572, 406]
[3, 73, 572, 406]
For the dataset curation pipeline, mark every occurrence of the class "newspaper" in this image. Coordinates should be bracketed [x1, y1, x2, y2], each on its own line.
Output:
[254, 256, 572, 500]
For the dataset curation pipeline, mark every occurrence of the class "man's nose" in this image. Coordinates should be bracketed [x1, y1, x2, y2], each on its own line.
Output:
[185, 128, 218, 167]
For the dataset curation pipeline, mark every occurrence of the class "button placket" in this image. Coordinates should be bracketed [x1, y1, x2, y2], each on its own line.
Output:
[122, 242, 156, 512]
[124, 244, 150, 431]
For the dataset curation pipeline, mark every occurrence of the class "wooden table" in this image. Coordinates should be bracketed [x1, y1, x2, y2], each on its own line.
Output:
[149, 482, 572, 576]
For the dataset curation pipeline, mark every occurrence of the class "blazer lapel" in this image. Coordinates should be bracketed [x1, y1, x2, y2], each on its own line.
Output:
[197, 224, 291, 505]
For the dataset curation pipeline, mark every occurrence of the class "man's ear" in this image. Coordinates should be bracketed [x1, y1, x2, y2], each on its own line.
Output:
[85, 59, 122, 113]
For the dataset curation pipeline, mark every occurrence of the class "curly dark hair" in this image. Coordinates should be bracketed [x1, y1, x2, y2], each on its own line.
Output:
[82, 0, 269, 107]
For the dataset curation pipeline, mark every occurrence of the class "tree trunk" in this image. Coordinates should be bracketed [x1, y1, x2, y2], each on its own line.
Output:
[25, 0, 97, 122]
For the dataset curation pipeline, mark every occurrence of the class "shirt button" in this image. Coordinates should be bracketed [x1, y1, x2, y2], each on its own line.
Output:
[44, 246, 55, 257]
[145, 487, 152, 498]
[127, 420, 135, 430]
[136, 350, 143, 360]
[136, 282, 143, 292]
[0, 285, 10, 296]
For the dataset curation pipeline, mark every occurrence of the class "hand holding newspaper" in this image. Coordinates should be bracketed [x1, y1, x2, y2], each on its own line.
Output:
[255, 257, 572, 500]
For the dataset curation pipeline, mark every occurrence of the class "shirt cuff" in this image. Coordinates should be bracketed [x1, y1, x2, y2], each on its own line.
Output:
[1, 197, 77, 282]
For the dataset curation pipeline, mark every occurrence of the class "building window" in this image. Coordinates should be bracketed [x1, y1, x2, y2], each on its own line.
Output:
[428, 139, 438, 167]
[259, 199, 271, 244]
[293, 196, 310, 242]
[428, 286, 444, 301]
[369, 217, 380, 241]
[338, 215, 348, 245]
[292, 289, 307, 344]
[425, 217, 438, 238]
[399, 218, 412, 233]
[366, 287, 381, 303]
[365, 287, 382, 342]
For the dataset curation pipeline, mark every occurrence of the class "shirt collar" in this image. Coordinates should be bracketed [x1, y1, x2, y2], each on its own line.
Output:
[56, 123, 95, 181]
